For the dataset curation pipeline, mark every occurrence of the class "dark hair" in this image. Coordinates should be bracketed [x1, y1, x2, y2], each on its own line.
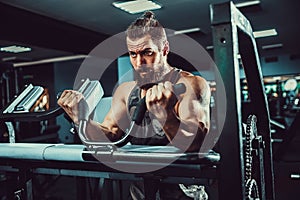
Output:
[126, 11, 167, 49]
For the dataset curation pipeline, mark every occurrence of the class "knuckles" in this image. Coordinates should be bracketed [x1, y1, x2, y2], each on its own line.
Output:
[146, 82, 175, 106]
[57, 90, 84, 108]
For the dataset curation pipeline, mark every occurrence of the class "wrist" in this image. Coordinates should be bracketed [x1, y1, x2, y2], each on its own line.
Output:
[158, 109, 179, 126]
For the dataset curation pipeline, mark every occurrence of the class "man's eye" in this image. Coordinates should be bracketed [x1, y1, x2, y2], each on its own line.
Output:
[143, 50, 153, 56]
[129, 52, 137, 58]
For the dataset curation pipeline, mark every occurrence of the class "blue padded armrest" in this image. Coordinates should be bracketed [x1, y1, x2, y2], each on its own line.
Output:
[92, 96, 112, 123]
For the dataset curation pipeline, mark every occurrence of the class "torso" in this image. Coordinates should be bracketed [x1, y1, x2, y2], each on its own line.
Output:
[126, 67, 182, 145]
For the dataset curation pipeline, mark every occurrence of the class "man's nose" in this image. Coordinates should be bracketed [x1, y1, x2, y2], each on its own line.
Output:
[136, 54, 144, 67]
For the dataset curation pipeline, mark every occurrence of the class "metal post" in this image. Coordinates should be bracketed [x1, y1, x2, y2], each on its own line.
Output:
[16, 167, 33, 200]
[143, 177, 159, 200]
[210, 2, 245, 199]
[210, 1, 275, 200]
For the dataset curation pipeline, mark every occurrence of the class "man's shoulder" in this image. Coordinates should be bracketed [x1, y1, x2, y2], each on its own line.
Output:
[113, 81, 136, 101]
[118, 81, 136, 90]
[177, 70, 210, 100]
[179, 71, 208, 87]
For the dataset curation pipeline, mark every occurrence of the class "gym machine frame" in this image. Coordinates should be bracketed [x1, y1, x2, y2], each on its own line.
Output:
[0, 84, 220, 200]
[210, 2, 275, 200]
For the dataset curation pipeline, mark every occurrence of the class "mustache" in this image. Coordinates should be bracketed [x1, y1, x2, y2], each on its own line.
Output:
[135, 65, 153, 74]
[134, 71, 165, 88]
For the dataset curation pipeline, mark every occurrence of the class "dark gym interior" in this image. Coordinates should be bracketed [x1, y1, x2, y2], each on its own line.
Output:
[0, 0, 299, 199]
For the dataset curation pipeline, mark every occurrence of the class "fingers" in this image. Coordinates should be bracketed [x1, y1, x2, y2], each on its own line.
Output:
[57, 90, 84, 123]
[58, 90, 83, 107]
[149, 82, 163, 101]
[145, 82, 175, 121]
[145, 81, 175, 106]
[147, 82, 173, 99]
[164, 81, 173, 93]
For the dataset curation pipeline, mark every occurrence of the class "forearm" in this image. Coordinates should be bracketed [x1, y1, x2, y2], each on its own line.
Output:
[161, 111, 208, 152]
[84, 120, 122, 142]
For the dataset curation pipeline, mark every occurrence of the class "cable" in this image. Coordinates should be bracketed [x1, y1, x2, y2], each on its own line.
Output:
[78, 83, 186, 148]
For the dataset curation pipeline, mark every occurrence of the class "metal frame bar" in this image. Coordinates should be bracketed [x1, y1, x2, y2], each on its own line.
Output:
[210, 1, 275, 200]
[0, 158, 218, 199]
[0, 143, 219, 199]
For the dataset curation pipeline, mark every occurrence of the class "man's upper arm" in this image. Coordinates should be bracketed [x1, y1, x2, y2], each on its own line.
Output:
[101, 82, 134, 133]
[177, 76, 211, 129]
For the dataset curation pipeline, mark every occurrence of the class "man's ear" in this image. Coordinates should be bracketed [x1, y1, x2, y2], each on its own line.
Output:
[162, 41, 169, 56]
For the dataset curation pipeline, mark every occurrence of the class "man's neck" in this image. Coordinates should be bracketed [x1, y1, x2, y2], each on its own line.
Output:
[160, 64, 173, 78]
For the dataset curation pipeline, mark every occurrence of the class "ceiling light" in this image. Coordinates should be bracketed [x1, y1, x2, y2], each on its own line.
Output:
[262, 43, 283, 50]
[253, 29, 277, 38]
[173, 27, 201, 35]
[113, 0, 162, 14]
[2, 56, 17, 62]
[14, 55, 88, 68]
[206, 45, 214, 50]
[235, 0, 260, 8]
[0, 45, 31, 53]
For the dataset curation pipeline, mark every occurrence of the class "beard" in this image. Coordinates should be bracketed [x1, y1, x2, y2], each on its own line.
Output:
[134, 64, 166, 89]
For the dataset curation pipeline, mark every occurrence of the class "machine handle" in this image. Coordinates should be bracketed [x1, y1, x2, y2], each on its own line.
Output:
[132, 83, 186, 125]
